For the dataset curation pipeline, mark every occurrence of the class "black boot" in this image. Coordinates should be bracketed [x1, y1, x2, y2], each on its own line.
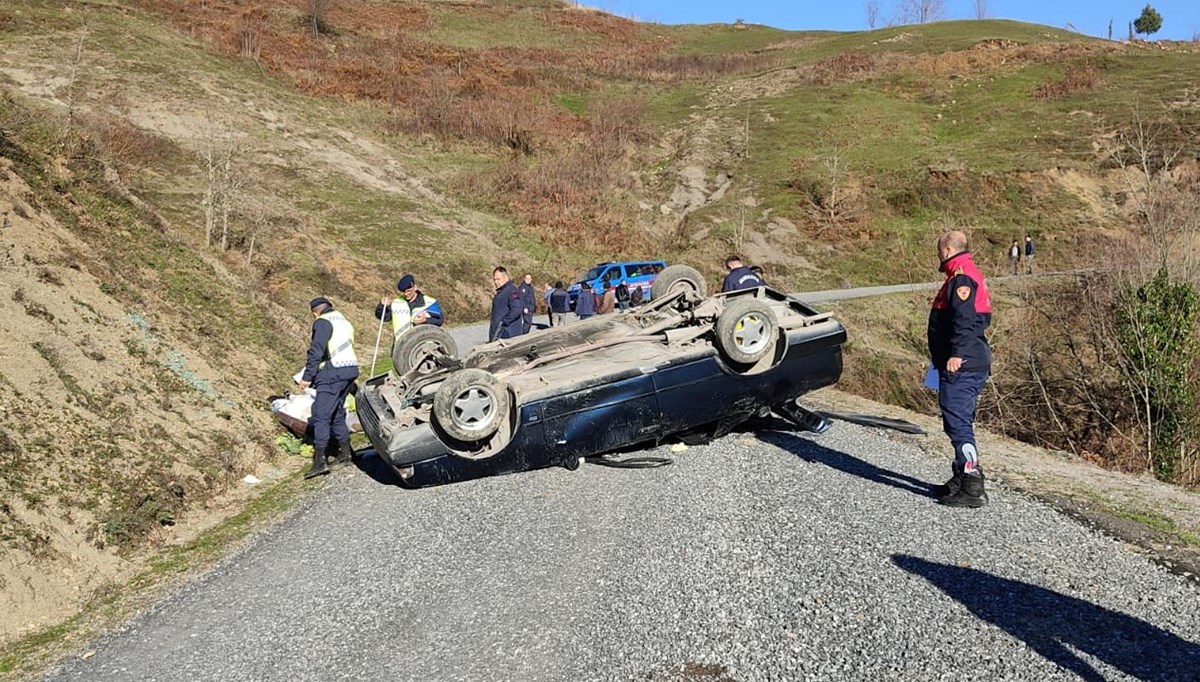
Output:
[330, 440, 355, 466]
[938, 472, 987, 508]
[933, 462, 965, 497]
[304, 447, 330, 479]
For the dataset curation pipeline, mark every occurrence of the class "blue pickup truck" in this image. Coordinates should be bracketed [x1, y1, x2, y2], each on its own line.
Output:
[567, 259, 667, 310]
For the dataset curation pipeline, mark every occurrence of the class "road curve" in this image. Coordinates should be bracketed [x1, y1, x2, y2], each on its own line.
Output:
[44, 418, 1200, 681]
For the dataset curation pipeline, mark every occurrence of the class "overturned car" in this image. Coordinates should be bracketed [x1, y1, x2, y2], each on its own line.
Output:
[357, 265, 847, 488]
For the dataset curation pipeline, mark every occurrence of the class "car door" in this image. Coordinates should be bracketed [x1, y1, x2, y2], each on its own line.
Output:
[542, 366, 662, 457]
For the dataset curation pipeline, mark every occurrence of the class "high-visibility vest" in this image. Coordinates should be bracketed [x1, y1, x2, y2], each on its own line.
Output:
[389, 295, 440, 336]
[319, 310, 358, 368]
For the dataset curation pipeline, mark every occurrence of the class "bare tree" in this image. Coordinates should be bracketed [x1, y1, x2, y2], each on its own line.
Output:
[200, 119, 242, 250]
[865, 0, 881, 28]
[308, 0, 329, 36]
[897, 0, 946, 24]
[64, 25, 89, 140]
[974, 0, 988, 19]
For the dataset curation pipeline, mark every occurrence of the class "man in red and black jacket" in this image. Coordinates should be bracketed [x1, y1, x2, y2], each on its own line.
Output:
[927, 230, 992, 508]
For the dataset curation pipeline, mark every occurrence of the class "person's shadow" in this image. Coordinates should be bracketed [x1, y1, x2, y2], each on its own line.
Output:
[755, 425, 938, 498]
[893, 555, 1200, 681]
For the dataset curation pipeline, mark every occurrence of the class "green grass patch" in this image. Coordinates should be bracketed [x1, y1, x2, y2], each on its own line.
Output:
[1108, 505, 1200, 548]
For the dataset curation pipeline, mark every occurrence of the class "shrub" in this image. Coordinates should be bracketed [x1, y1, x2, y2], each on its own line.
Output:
[1114, 268, 1200, 482]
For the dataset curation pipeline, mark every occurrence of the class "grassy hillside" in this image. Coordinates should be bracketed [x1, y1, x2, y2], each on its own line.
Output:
[1, 0, 1199, 668]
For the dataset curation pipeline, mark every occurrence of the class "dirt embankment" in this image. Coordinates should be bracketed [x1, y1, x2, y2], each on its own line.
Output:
[0, 150, 292, 645]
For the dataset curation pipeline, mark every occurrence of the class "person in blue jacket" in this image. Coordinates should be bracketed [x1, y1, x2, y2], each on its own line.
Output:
[518, 273, 536, 334]
[721, 255, 765, 293]
[489, 267, 525, 341]
[298, 297, 360, 479]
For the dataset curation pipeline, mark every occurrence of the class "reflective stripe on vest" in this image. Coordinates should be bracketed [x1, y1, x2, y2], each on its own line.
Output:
[390, 295, 439, 336]
[319, 310, 358, 368]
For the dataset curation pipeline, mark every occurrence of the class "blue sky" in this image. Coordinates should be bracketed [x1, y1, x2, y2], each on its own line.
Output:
[582, 1, 1199, 41]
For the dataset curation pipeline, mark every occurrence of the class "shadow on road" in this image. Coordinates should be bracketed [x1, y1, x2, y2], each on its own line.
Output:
[352, 449, 404, 486]
[757, 428, 937, 499]
[893, 555, 1200, 682]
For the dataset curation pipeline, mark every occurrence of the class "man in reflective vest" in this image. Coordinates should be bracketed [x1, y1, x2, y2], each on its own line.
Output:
[374, 273, 444, 342]
[299, 297, 360, 479]
[927, 231, 992, 508]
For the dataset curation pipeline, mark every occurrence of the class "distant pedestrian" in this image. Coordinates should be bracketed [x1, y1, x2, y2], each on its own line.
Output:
[721, 255, 765, 293]
[542, 282, 555, 327]
[575, 285, 597, 319]
[596, 283, 616, 315]
[1008, 240, 1020, 275]
[928, 230, 992, 508]
[1024, 235, 1035, 274]
[549, 280, 571, 327]
[518, 273, 535, 333]
[489, 267, 525, 341]
[615, 279, 631, 312]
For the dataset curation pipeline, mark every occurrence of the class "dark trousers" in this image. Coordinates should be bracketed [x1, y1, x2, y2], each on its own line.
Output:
[938, 369, 988, 475]
[312, 375, 356, 452]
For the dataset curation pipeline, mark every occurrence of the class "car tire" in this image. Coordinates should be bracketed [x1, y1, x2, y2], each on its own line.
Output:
[651, 264, 707, 300]
[715, 297, 778, 366]
[392, 326, 458, 376]
[432, 369, 510, 443]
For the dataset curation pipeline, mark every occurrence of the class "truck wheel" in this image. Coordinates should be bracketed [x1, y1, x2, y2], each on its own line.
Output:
[715, 297, 778, 366]
[392, 326, 458, 376]
[433, 369, 510, 443]
[651, 265, 707, 301]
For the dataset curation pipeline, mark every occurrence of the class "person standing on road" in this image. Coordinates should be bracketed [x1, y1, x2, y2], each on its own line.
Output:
[575, 284, 597, 320]
[1024, 235, 1035, 274]
[549, 280, 571, 327]
[615, 279, 631, 312]
[1008, 240, 1020, 275]
[299, 297, 360, 479]
[374, 273, 444, 342]
[928, 231, 992, 508]
[721, 255, 765, 293]
[629, 284, 643, 307]
[596, 282, 616, 315]
[518, 273, 536, 334]
[542, 282, 555, 327]
[489, 267, 525, 342]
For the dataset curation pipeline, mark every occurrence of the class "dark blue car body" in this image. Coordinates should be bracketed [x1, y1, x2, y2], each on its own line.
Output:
[358, 288, 845, 488]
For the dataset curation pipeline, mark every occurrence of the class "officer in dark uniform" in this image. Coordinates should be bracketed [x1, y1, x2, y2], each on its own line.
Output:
[518, 273, 536, 334]
[299, 297, 360, 479]
[489, 267, 526, 341]
[927, 231, 992, 508]
[721, 255, 765, 293]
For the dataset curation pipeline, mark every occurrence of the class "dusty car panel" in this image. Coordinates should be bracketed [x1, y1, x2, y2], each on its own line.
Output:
[357, 280, 847, 488]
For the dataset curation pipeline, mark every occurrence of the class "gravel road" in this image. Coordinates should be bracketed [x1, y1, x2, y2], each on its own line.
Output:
[45, 413, 1200, 681]
[44, 320, 1200, 681]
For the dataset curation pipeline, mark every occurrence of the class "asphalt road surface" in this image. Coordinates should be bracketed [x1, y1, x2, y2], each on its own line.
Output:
[45, 419, 1200, 681]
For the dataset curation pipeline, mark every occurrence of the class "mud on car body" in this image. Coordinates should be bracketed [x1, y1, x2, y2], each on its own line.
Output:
[357, 265, 847, 488]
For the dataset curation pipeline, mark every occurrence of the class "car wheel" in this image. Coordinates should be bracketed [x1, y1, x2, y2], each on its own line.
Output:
[651, 264, 708, 300]
[392, 326, 458, 376]
[432, 369, 510, 443]
[715, 297, 778, 366]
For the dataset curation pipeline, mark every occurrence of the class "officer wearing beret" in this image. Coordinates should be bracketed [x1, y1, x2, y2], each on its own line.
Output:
[928, 231, 992, 507]
[299, 297, 360, 479]
[375, 273, 444, 343]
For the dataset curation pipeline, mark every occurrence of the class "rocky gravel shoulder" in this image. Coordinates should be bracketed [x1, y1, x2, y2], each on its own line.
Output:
[807, 388, 1200, 583]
